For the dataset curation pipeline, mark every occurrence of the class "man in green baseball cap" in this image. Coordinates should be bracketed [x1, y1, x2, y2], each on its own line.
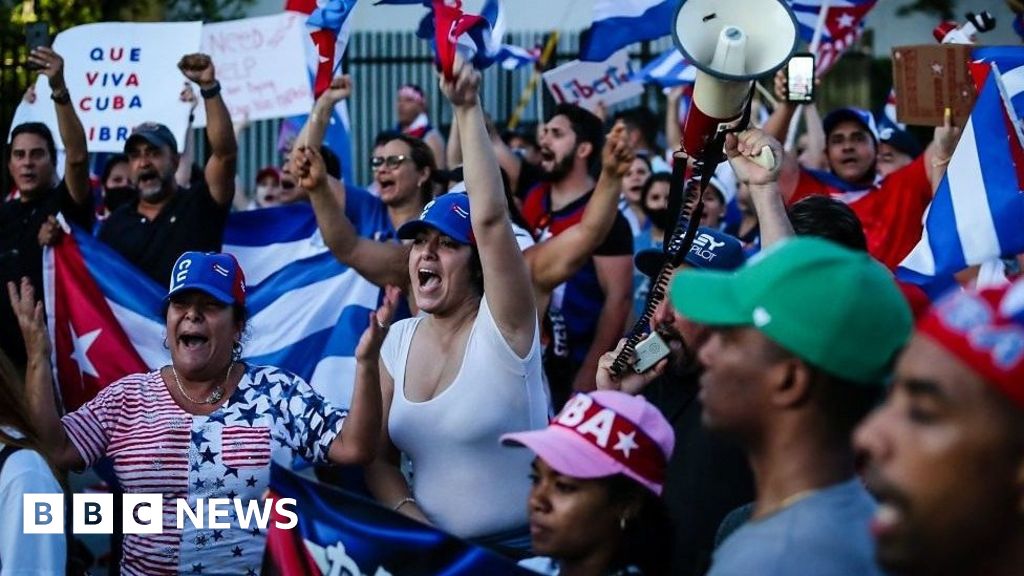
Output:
[673, 236, 912, 576]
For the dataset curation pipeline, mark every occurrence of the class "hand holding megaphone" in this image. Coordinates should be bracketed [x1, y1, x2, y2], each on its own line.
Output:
[725, 129, 782, 186]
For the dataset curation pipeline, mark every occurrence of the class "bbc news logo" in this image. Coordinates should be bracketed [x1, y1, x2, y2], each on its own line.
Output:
[24, 494, 297, 534]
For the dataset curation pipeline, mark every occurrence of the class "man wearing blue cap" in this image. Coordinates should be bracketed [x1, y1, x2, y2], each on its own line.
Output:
[768, 94, 959, 269]
[598, 227, 754, 576]
[98, 53, 238, 285]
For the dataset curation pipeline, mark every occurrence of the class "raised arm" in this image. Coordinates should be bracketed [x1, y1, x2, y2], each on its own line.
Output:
[179, 54, 237, 206]
[29, 48, 88, 204]
[924, 108, 961, 192]
[526, 123, 634, 294]
[175, 83, 199, 189]
[8, 279, 85, 471]
[726, 129, 791, 248]
[327, 286, 399, 465]
[293, 146, 411, 290]
[441, 58, 536, 356]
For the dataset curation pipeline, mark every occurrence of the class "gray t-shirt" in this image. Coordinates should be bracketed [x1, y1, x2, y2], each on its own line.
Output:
[707, 478, 884, 576]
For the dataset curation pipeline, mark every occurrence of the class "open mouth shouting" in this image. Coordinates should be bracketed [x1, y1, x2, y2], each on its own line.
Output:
[417, 267, 441, 293]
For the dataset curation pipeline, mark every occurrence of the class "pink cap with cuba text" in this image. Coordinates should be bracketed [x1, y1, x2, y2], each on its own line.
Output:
[502, 391, 675, 495]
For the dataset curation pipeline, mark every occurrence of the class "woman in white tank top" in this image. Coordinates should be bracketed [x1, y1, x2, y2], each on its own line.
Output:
[364, 57, 548, 551]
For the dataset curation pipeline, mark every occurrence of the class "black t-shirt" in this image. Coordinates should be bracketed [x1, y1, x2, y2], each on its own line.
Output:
[0, 180, 94, 367]
[643, 372, 755, 576]
[98, 185, 229, 286]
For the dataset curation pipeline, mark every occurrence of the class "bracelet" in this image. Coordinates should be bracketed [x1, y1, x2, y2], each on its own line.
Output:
[51, 87, 71, 105]
[200, 81, 221, 99]
[931, 155, 951, 168]
[393, 497, 416, 512]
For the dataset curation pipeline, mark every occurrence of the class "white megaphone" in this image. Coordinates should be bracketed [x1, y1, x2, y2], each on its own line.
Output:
[673, 0, 798, 166]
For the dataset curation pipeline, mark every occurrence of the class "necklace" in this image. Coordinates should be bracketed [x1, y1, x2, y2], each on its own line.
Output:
[172, 362, 232, 405]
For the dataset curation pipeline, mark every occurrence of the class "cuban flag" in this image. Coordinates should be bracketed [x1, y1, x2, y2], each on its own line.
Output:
[786, 0, 878, 73]
[264, 464, 532, 575]
[578, 0, 676, 63]
[44, 204, 381, 413]
[882, 87, 904, 130]
[384, 0, 526, 72]
[633, 48, 696, 88]
[281, 0, 358, 184]
[896, 65, 1024, 292]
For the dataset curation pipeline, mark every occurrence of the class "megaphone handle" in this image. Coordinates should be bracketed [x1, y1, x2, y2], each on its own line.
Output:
[754, 145, 776, 170]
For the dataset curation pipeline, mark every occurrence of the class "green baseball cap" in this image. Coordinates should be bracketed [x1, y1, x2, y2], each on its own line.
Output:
[670, 237, 912, 385]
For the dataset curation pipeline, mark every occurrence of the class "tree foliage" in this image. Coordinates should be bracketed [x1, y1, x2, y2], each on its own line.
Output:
[895, 0, 957, 20]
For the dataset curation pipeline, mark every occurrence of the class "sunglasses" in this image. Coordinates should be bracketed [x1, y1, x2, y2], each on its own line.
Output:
[370, 154, 408, 170]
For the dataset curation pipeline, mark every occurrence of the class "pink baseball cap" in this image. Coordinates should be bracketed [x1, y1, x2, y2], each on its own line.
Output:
[502, 391, 675, 495]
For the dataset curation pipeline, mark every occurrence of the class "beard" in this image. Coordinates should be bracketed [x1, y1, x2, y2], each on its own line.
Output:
[539, 150, 576, 183]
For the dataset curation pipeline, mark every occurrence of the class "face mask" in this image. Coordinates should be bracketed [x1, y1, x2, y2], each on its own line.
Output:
[644, 206, 674, 230]
[104, 186, 137, 212]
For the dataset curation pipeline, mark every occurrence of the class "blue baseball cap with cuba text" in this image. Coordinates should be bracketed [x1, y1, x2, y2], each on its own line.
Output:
[166, 252, 246, 307]
[397, 192, 475, 245]
[635, 227, 745, 278]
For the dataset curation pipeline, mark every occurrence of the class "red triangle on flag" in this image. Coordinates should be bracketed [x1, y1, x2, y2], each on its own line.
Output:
[51, 234, 148, 411]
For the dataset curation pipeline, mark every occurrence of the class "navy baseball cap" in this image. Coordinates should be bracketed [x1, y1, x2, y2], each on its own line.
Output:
[823, 107, 879, 143]
[397, 193, 474, 245]
[877, 123, 922, 158]
[166, 252, 246, 307]
[635, 227, 745, 278]
[125, 122, 178, 153]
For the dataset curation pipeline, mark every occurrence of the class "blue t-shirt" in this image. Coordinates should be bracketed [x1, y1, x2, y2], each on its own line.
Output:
[344, 184, 395, 240]
[707, 478, 883, 576]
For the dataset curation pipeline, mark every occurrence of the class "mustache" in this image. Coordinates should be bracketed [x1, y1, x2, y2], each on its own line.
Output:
[860, 465, 911, 510]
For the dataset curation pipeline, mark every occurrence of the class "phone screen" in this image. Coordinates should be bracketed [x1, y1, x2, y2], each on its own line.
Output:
[786, 54, 815, 103]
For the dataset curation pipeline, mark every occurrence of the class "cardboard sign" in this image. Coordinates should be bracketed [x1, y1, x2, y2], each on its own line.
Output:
[543, 50, 643, 112]
[892, 44, 976, 127]
[193, 13, 314, 127]
[9, 22, 202, 153]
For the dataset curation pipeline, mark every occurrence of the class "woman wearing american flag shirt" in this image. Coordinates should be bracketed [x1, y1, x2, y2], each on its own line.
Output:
[7, 255, 397, 576]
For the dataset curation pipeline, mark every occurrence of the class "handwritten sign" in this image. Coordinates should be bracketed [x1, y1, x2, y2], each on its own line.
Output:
[192, 13, 314, 127]
[9, 22, 202, 152]
[543, 50, 643, 112]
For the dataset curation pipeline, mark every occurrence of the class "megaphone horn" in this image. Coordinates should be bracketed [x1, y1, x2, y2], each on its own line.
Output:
[673, 0, 798, 163]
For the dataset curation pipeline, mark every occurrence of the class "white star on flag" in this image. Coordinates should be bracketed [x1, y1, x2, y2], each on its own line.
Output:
[69, 324, 101, 378]
[613, 431, 639, 458]
[314, 43, 330, 64]
[931, 62, 944, 75]
[836, 13, 856, 29]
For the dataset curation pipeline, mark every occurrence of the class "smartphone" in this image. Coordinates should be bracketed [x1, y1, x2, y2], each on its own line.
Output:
[786, 53, 815, 103]
[25, 22, 50, 70]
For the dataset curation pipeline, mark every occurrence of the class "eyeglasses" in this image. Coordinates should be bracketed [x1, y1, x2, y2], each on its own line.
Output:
[370, 155, 408, 170]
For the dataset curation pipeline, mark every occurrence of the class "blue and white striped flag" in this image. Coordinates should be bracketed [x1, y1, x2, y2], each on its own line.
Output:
[48, 204, 384, 411]
[633, 48, 696, 88]
[578, 0, 676, 63]
[897, 66, 1024, 290]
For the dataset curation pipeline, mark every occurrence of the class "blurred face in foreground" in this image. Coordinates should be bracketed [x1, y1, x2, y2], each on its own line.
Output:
[855, 335, 1024, 576]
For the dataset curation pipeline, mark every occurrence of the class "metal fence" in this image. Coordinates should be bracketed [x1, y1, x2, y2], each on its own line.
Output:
[6, 28, 878, 196]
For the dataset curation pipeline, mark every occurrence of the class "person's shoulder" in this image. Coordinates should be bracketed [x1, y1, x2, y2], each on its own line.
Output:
[882, 154, 928, 186]
[1, 447, 58, 486]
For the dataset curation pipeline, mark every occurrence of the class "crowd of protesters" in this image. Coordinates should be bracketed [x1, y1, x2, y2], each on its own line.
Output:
[2, 7, 1024, 576]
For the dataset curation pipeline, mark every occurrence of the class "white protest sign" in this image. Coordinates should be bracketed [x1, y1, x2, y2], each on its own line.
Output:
[542, 50, 643, 112]
[192, 12, 314, 127]
[9, 22, 202, 153]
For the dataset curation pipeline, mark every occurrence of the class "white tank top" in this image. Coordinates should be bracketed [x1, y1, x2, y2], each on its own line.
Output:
[381, 297, 548, 538]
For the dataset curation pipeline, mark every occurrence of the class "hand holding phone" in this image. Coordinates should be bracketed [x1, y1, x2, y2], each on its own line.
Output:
[25, 22, 50, 71]
[785, 53, 816, 103]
